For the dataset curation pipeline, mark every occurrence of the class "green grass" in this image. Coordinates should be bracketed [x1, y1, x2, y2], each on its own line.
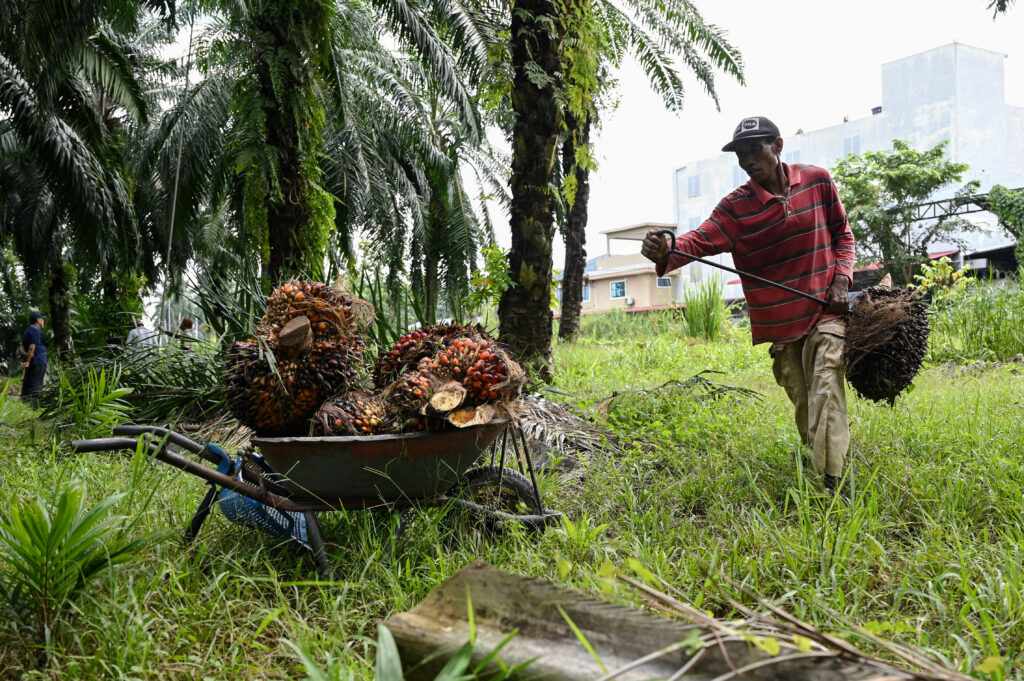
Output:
[2, 335, 1024, 679]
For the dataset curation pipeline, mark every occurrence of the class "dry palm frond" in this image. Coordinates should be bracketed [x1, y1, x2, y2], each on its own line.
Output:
[592, 370, 762, 423]
[514, 393, 629, 461]
[614, 574, 973, 681]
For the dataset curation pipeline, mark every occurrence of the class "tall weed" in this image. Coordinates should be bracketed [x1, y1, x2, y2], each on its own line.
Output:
[927, 271, 1024, 362]
[682, 277, 728, 342]
[573, 307, 685, 340]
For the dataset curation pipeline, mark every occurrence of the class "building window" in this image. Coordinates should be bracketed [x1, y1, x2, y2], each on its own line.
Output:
[687, 174, 701, 197]
[733, 166, 747, 186]
[843, 135, 861, 155]
[610, 280, 626, 299]
[582, 283, 590, 302]
[657, 277, 672, 288]
[785, 150, 800, 164]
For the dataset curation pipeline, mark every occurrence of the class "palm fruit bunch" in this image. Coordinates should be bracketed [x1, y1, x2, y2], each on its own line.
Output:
[224, 340, 323, 435]
[844, 284, 930, 405]
[418, 336, 519, 403]
[373, 328, 432, 388]
[316, 391, 390, 435]
[372, 322, 493, 388]
[384, 369, 435, 416]
[225, 280, 375, 435]
[306, 337, 365, 396]
[257, 280, 373, 343]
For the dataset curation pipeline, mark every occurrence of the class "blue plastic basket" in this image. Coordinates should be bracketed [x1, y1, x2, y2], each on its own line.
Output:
[205, 443, 309, 548]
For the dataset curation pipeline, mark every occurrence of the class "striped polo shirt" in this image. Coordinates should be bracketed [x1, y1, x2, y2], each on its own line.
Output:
[657, 163, 855, 344]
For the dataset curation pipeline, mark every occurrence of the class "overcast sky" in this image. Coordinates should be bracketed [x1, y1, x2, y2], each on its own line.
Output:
[511, 0, 1024, 263]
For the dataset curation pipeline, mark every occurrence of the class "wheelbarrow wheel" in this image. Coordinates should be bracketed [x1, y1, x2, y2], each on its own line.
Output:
[444, 466, 543, 539]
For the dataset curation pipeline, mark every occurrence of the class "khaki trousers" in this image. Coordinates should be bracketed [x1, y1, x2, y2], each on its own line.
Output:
[770, 320, 849, 477]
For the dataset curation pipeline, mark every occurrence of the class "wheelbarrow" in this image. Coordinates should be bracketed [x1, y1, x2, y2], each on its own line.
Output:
[71, 421, 562, 576]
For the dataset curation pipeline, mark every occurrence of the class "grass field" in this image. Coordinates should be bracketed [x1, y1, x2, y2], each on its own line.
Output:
[1, 331, 1023, 679]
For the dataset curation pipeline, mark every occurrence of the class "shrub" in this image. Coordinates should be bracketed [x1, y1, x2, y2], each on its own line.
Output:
[926, 270, 1024, 362]
[46, 367, 133, 438]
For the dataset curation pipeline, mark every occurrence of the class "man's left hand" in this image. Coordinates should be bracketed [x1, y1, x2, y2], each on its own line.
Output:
[825, 275, 850, 315]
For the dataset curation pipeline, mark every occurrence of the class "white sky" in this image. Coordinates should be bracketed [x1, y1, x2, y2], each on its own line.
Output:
[509, 0, 1024, 264]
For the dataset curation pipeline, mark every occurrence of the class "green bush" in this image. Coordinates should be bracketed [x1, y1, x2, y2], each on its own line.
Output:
[927, 270, 1024, 362]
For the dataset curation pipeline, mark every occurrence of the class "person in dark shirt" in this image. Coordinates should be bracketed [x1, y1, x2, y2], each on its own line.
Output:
[20, 312, 47, 405]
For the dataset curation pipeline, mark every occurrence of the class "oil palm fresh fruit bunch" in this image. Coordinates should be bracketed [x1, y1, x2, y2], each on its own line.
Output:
[315, 391, 389, 435]
[257, 280, 373, 343]
[224, 340, 323, 435]
[372, 322, 493, 388]
[418, 336, 524, 403]
[372, 328, 432, 387]
[844, 281, 930, 405]
[384, 369, 435, 416]
[306, 337, 365, 397]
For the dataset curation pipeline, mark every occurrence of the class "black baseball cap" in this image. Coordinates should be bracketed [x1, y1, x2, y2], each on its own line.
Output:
[29, 312, 45, 323]
[722, 116, 781, 152]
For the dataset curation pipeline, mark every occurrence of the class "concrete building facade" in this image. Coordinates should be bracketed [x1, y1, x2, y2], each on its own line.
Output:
[555, 223, 680, 316]
[671, 42, 1024, 300]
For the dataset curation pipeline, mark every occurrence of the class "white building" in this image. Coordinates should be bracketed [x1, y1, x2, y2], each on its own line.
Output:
[670, 42, 1024, 300]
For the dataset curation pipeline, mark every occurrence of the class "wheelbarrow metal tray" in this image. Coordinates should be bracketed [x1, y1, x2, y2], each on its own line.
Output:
[253, 420, 508, 503]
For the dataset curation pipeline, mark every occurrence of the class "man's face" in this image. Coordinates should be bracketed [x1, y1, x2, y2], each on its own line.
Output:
[37, 318, 44, 328]
[734, 138, 781, 185]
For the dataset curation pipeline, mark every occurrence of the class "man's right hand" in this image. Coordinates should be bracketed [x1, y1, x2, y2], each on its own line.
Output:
[641, 230, 670, 263]
[20, 361, 29, 370]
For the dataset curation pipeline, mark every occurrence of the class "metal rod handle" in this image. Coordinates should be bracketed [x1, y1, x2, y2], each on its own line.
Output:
[656, 230, 827, 306]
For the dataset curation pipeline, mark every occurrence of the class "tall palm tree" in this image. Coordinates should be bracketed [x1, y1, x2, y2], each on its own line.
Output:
[146, 0, 491, 293]
[0, 0, 173, 357]
[501, 0, 744, 362]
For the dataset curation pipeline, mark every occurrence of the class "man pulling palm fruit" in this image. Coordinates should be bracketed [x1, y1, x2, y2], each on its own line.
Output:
[641, 117, 855, 492]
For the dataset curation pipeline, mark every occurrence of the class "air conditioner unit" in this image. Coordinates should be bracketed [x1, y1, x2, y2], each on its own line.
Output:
[624, 296, 635, 306]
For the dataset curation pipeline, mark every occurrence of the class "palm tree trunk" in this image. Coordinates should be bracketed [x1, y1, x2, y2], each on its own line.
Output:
[261, 67, 312, 282]
[499, 0, 564, 378]
[558, 113, 591, 341]
[253, 2, 332, 283]
[48, 259, 75, 360]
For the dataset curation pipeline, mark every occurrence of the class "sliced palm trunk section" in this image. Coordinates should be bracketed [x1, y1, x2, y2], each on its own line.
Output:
[385, 562, 966, 681]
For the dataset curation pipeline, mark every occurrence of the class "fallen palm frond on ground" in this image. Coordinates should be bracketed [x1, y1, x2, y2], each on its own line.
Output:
[591, 370, 762, 423]
[515, 393, 629, 462]
[619, 573, 975, 681]
[386, 562, 973, 681]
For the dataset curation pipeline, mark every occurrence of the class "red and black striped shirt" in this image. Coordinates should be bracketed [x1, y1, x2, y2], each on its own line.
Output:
[657, 163, 855, 344]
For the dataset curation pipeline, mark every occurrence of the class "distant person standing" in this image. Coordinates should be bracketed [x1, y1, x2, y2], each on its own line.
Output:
[20, 312, 47, 405]
[126, 319, 158, 350]
[178, 317, 195, 351]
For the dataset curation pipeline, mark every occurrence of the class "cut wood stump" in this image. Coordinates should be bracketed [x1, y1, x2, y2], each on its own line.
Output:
[421, 381, 466, 415]
[385, 562, 939, 681]
[278, 315, 313, 355]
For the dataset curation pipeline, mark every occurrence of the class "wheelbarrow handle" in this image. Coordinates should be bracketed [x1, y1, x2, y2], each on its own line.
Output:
[655, 229, 827, 306]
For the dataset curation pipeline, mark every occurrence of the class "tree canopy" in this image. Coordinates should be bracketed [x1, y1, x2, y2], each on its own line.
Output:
[831, 139, 980, 286]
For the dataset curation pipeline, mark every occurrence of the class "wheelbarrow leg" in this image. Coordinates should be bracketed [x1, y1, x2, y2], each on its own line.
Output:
[184, 485, 219, 544]
[303, 511, 333, 578]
